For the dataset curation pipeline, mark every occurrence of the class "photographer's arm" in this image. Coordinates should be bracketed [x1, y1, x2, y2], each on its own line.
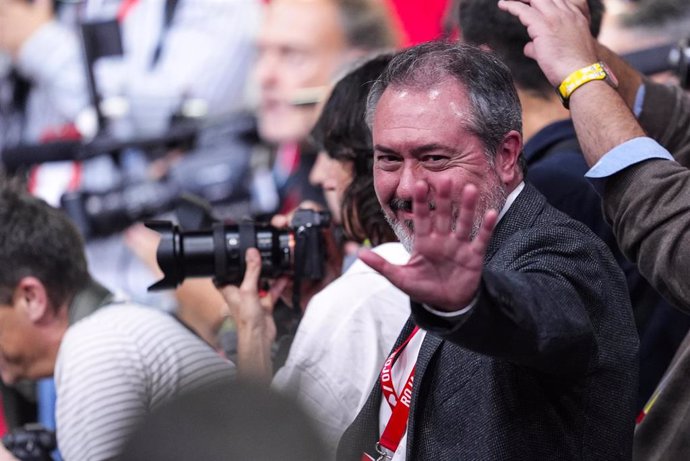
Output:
[218, 249, 287, 385]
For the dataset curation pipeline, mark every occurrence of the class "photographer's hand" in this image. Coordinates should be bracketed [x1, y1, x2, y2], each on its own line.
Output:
[0, 0, 53, 57]
[218, 248, 288, 384]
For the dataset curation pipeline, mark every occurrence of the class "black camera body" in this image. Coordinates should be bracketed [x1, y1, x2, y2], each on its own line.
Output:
[2, 424, 56, 461]
[147, 209, 331, 293]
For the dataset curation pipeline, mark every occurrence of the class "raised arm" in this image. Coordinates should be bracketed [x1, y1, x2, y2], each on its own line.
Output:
[499, 0, 690, 310]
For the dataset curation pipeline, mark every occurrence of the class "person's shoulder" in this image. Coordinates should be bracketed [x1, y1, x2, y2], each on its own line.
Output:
[72, 303, 171, 328]
[299, 244, 409, 332]
[339, 242, 410, 276]
[502, 186, 610, 254]
[371, 242, 410, 264]
[65, 304, 185, 349]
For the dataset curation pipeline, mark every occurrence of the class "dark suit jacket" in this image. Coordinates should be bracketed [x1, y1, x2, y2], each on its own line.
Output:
[338, 185, 639, 460]
[603, 82, 690, 312]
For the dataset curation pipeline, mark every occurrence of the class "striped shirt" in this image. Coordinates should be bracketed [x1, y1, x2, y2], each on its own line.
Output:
[55, 303, 235, 461]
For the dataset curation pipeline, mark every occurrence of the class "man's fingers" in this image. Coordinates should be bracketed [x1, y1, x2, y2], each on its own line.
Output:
[240, 248, 262, 292]
[266, 277, 289, 308]
[219, 285, 240, 310]
[455, 184, 479, 240]
[358, 248, 388, 274]
[497, 0, 536, 24]
[433, 178, 453, 234]
[359, 248, 408, 293]
[524, 42, 536, 60]
[412, 180, 431, 236]
[473, 209, 498, 254]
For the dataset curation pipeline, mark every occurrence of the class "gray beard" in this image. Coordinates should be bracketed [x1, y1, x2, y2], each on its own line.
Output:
[384, 181, 507, 253]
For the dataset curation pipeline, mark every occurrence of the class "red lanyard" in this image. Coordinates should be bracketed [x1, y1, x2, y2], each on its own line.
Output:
[368, 326, 420, 460]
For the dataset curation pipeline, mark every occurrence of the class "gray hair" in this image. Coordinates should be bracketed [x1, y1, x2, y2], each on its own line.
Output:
[366, 41, 523, 161]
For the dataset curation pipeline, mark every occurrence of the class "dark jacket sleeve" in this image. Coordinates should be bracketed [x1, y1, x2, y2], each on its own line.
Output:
[601, 82, 690, 311]
[411, 225, 626, 376]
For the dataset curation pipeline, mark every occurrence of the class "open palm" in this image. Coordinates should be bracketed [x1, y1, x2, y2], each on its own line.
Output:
[360, 179, 497, 312]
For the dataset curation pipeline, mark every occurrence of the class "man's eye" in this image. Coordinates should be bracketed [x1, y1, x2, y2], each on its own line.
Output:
[376, 155, 400, 163]
[423, 155, 447, 163]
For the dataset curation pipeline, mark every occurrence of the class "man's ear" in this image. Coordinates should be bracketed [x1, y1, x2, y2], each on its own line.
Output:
[494, 130, 523, 185]
[14, 277, 51, 323]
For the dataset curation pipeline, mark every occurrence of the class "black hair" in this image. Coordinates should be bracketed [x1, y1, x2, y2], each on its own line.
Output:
[310, 53, 397, 245]
[0, 179, 88, 308]
[458, 0, 605, 97]
[338, 0, 399, 50]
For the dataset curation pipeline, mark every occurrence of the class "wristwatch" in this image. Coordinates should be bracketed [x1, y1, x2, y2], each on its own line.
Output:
[556, 62, 619, 109]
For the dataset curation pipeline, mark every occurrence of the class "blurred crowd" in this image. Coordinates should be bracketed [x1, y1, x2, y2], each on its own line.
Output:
[1, 0, 690, 459]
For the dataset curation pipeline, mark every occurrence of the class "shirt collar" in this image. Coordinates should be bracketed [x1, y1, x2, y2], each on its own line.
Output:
[497, 181, 525, 223]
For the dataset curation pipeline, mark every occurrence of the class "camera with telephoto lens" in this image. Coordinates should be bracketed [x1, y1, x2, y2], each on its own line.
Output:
[2, 424, 56, 461]
[146, 209, 331, 307]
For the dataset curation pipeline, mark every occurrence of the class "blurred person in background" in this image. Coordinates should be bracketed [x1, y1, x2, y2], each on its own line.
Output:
[0, 180, 235, 461]
[253, 0, 398, 213]
[0, 0, 261, 299]
[118, 379, 329, 461]
[0, 0, 260, 445]
[130, 0, 402, 374]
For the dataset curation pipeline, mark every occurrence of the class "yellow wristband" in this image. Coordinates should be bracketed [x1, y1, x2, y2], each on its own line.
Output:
[557, 62, 618, 109]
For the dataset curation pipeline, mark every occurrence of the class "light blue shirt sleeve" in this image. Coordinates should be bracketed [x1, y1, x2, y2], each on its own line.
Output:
[585, 138, 674, 194]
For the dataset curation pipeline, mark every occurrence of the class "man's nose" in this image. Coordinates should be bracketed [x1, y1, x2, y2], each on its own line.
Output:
[309, 152, 330, 186]
[255, 51, 277, 88]
[396, 163, 422, 200]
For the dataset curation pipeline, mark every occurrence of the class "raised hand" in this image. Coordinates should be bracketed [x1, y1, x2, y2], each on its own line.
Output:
[497, 0, 599, 86]
[359, 179, 497, 312]
[218, 248, 288, 383]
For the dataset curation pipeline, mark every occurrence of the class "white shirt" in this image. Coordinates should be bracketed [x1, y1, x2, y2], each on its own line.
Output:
[272, 242, 411, 453]
[379, 182, 525, 460]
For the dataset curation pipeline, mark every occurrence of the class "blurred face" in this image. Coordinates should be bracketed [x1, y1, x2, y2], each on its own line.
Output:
[372, 80, 519, 251]
[255, 0, 349, 144]
[0, 294, 40, 384]
[309, 151, 354, 223]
